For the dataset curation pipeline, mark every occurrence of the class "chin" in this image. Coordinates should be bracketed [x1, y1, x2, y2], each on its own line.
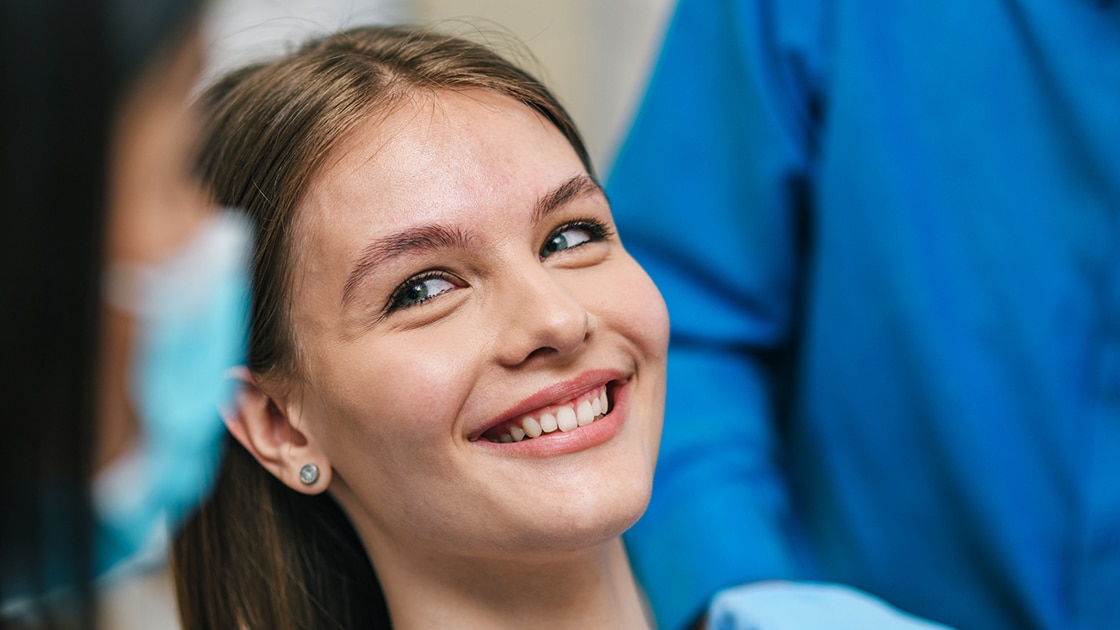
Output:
[505, 467, 655, 554]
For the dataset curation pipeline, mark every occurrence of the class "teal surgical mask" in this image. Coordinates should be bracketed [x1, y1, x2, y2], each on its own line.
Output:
[94, 209, 251, 574]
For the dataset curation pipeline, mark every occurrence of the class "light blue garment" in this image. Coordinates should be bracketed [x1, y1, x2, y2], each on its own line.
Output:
[94, 210, 251, 574]
[608, 1, 1120, 629]
[707, 582, 954, 630]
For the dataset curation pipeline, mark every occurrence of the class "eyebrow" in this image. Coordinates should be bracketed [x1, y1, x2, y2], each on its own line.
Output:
[341, 224, 472, 305]
[533, 174, 603, 224]
[341, 174, 604, 306]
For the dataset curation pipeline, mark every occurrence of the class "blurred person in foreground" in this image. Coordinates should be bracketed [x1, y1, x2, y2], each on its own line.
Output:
[0, 0, 250, 627]
[609, 0, 1119, 629]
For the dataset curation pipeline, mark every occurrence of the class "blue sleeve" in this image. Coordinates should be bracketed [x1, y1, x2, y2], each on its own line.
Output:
[706, 582, 956, 630]
[607, 1, 828, 628]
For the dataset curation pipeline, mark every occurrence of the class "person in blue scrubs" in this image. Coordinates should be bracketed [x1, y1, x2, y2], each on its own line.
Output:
[608, 1, 1120, 629]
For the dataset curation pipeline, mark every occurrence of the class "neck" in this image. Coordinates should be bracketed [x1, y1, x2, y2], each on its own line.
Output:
[373, 537, 649, 629]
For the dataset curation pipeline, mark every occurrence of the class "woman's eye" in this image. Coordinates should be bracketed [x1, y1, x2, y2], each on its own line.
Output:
[389, 274, 456, 311]
[540, 223, 602, 259]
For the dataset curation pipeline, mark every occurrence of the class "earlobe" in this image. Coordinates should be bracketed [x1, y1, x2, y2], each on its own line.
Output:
[221, 367, 331, 494]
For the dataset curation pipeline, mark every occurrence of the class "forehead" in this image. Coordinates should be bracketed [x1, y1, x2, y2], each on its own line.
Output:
[298, 89, 586, 237]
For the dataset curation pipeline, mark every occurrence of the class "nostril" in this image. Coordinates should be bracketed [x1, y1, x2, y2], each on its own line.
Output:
[523, 346, 559, 363]
[496, 281, 595, 367]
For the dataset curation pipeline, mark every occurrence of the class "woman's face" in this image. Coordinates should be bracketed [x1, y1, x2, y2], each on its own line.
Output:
[284, 89, 668, 562]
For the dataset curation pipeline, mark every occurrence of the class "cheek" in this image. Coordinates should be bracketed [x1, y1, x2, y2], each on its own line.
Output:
[303, 332, 480, 480]
[584, 255, 668, 455]
[605, 260, 670, 358]
[611, 260, 669, 451]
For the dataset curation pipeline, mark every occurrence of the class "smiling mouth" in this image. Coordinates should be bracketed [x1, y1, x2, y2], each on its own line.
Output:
[482, 384, 612, 443]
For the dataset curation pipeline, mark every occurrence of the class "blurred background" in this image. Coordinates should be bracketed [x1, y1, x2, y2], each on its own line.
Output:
[204, 0, 674, 176]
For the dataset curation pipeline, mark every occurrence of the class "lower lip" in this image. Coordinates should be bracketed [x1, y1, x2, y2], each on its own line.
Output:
[474, 380, 632, 457]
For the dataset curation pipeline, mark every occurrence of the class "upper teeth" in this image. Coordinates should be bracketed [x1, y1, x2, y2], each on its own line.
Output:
[489, 386, 610, 443]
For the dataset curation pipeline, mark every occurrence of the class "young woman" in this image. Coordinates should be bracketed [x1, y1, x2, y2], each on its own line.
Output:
[173, 25, 669, 629]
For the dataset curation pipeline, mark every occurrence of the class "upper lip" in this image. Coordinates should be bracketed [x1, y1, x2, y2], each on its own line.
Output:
[468, 368, 625, 440]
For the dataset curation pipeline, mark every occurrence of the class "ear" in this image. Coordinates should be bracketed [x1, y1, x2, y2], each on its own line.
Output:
[222, 367, 331, 494]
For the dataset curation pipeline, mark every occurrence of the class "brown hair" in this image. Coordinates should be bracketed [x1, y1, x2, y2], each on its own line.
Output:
[172, 25, 592, 629]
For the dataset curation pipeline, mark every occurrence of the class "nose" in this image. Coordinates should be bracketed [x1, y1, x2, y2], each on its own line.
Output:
[494, 265, 595, 367]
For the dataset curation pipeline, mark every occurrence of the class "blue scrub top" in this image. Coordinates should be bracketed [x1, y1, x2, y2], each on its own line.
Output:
[608, 1, 1120, 629]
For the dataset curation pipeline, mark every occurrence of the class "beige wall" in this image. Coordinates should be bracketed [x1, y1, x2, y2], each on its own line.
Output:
[411, 0, 673, 173]
[203, 0, 410, 84]
[205, 0, 673, 175]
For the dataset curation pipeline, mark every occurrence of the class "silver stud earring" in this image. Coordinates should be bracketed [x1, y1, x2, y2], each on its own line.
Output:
[299, 463, 319, 485]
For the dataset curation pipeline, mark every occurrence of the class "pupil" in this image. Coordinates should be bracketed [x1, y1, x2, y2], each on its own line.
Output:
[547, 234, 568, 253]
[407, 283, 428, 303]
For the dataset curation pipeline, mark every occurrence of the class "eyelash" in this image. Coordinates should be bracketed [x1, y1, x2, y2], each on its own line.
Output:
[540, 218, 614, 259]
[382, 217, 615, 316]
[383, 270, 458, 317]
